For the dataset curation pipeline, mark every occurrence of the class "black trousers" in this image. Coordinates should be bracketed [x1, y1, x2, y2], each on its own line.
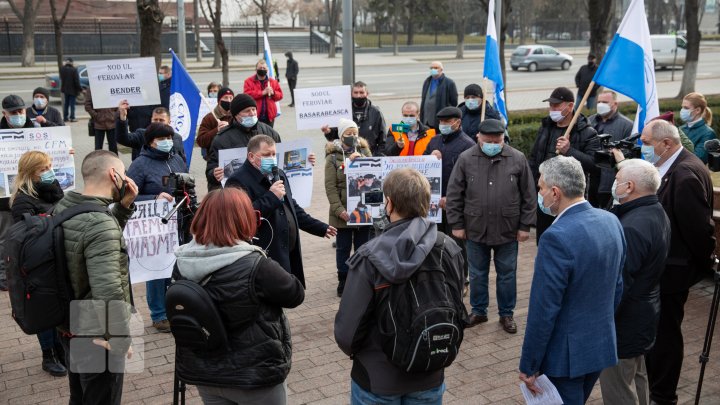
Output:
[287, 77, 297, 105]
[60, 335, 125, 405]
[645, 289, 690, 405]
[438, 209, 468, 281]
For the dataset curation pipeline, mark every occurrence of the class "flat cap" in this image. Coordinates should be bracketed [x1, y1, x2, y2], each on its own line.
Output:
[436, 106, 462, 120]
[543, 87, 574, 103]
[478, 119, 505, 135]
[2, 95, 25, 112]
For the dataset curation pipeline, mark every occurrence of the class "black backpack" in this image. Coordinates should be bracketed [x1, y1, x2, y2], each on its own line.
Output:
[4, 203, 110, 335]
[375, 232, 467, 373]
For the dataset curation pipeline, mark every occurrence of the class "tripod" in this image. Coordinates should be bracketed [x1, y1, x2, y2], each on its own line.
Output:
[695, 258, 720, 404]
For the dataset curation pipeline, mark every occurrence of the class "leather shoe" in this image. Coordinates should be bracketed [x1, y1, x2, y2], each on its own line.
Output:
[466, 314, 488, 328]
[500, 316, 517, 334]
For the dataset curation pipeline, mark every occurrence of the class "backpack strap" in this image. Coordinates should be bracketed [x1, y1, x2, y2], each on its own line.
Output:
[51, 203, 111, 226]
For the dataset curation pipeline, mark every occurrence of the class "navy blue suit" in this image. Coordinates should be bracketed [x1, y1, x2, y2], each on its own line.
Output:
[520, 201, 626, 404]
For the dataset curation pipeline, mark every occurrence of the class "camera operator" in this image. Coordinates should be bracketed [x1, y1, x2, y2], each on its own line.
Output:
[127, 122, 189, 334]
[598, 159, 671, 404]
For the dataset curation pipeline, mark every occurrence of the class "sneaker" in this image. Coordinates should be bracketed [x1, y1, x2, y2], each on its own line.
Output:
[499, 316, 517, 334]
[153, 319, 171, 333]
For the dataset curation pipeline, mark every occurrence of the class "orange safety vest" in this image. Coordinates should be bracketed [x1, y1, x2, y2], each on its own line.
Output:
[350, 210, 371, 223]
[390, 127, 436, 156]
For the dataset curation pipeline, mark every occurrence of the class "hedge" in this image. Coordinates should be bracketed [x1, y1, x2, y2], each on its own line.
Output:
[507, 94, 720, 157]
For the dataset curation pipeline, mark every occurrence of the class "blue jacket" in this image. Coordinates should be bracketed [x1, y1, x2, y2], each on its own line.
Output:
[126, 146, 188, 201]
[680, 119, 717, 163]
[520, 201, 626, 378]
[422, 129, 476, 196]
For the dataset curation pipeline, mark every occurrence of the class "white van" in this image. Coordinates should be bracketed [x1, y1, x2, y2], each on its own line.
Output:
[650, 35, 686, 69]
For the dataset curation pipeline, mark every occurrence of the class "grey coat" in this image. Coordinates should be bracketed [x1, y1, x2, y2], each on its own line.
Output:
[446, 144, 536, 245]
[588, 111, 634, 193]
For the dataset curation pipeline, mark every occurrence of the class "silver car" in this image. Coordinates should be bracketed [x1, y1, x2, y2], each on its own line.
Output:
[510, 45, 573, 72]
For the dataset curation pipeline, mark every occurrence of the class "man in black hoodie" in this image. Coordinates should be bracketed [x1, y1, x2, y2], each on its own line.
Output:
[284, 51, 299, 107]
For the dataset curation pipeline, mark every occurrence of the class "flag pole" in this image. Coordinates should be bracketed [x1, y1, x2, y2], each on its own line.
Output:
[561, 80, 595, 141]
[480, 78, 490, 122]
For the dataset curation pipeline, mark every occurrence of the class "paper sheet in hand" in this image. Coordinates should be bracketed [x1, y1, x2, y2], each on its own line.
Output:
[519, 375, 563, 405]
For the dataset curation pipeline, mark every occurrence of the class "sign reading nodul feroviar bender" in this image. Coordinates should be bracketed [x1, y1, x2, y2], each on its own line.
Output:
[294, 85, 352, 130]
[86, 57, 161, 109]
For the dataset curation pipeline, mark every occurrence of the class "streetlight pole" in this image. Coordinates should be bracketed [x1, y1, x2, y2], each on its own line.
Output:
[342, 0, 354, 85]
[178, 0, 187, 64]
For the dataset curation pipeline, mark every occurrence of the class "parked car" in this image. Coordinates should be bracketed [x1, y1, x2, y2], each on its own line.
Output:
[510, 45, 573, 72]
[650, 35, 686, 69]
[45, 64, 89, 103]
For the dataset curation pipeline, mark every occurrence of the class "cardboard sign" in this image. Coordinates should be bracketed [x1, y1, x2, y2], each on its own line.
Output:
[294, 85, 352, 130]
[86, 57, 161, 109]
[123, 200, 178, 284]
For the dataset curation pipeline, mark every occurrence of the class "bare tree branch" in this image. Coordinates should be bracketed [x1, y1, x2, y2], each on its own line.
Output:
[4, 0, 23, 20]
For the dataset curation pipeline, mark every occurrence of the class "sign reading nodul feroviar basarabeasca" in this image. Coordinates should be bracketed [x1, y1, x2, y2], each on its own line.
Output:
[86, 57, 161, 109]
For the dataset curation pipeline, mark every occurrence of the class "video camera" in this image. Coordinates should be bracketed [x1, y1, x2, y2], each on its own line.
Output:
[706, 139, 720, 171]
[593, 133, 642, 169]
[161, 173, 199, 233]
[164, 173, 196, 198]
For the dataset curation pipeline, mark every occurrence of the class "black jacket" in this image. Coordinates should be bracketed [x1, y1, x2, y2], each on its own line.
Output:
[528, 115, 600, 189]
[226, 160, 328, 287]
[126, 105, 156, 132]
[26, 106, 64, 127]
[175, 252, 304, 389]
[575, 63, 600, 97]
[285, 55, 299, 79]
[323, 100, 387, 156]
[420, 74, 458, 127]
[459, 101, 501, 139]
[423, 129, 476, 196]
[159, 78, 171, 109]
[115, 118, 186, 162]
[10, 181, 64, 222]
[205, 120, 282, 190]
[60, 64, 82, 96]
[611, 195, 671, 358]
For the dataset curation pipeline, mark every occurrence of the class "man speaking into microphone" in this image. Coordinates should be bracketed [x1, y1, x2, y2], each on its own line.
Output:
[226, 135, 337, 287]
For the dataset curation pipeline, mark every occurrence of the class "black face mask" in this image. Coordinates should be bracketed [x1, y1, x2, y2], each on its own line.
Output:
[342, 136, 357, 149]
[257, 69, 267, 77]
[220, 100, 231, 111]
[352, 97, 367, 107]
[112, 169, 127, 203]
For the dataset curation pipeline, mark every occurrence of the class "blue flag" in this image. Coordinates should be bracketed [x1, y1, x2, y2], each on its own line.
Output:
[170, 50, 202, 167]
[483, 0, 508, 124]
[592, 0, 658, 133]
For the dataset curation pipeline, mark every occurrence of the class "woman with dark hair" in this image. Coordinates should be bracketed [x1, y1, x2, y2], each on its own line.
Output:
[127, 122, 188, 333]
[9, 150, 67, 377]
[173, 188, 304, 405]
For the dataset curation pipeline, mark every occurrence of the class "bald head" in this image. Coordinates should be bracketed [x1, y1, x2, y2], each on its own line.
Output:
[645, 119, 681, 145]
[81, 150, 124, 186]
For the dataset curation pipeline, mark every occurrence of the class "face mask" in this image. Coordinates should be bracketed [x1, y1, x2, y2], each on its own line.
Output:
[208, 92, 218, 99]
[430, 68, 439, 76]
[358, 207, 366, 213]
[8, 114, 25, 127]
[465, 99, 480, 110]
[259, 157, 276, 175]
[537, 190, 557, 216]
[240, 115, 258, 128]
[403, 117, 417, 127]
[342, 136, 357, 149]
[549, 110, 565, 123]
[482, 142, 503, 157]
[158, 74, 165, 82]
[439, 124, 453, 135]
[33, 98, 46, 109]
[680, 108, 693, 123]
[155, 139, 173, 153]
[112, 170, 127, 203]
[384, 199, 392, 223]
[257, 69, 267, 77]
[611, 180, 629, 201]
[352, 97, 367, 106]
[220, 100, 231, 111]
[641, 144, 662, 165]
[596, 102, 612, 116]
[39, 169, 55, 184]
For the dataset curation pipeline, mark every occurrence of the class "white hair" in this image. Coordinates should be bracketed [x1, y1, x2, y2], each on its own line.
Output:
[649, 120, 681, 145]
[617, 158, 661, 193]
[539, 156, 586, 199]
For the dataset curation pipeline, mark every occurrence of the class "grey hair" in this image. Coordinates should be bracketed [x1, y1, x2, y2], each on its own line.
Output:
[617, 158, 661, 193]
[539, 156, 586, 198]
[649, 120, 681, 145]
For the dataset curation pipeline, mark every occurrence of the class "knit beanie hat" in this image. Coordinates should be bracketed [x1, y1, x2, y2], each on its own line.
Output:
[230, 94, 257, 116]
[338, 118, 358, 137]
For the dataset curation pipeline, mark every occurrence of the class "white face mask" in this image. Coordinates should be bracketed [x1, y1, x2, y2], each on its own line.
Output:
[596, 102, 612, 116]
[549, 110, 565, 123]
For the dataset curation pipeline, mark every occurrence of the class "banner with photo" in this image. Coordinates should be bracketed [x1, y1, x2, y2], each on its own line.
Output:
[0, 126, 75, 197]
[123, 200, 178, 284]
[276, 139, 313, 208]
[218, 147, 247, 187]
[86, 57, 161, 109]
[345, 156, 442, 226]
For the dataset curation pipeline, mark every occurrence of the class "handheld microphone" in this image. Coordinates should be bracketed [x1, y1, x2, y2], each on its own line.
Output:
[271, 165, 284, 201]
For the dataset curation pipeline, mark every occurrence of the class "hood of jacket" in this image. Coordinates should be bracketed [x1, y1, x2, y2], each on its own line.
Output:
[364, 217, 438, 283]
[174, 239, 266, 283]
[325, 136, 370, 157]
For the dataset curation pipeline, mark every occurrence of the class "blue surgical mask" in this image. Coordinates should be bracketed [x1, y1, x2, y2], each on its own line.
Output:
[611, 180, 629, 201]
[403, 117, 417, 127]
[537, 190, 557, 216]
[33, 97, 46, 109]
[158, 74, 166, 82]
[680, 108, 693, 123]
[430, 68, 439, 76]
[39, 170, 55, 184]
[155, 139, 173, 153]
[465, 99, 480, 110]
[8, 114, 25, 127]
[358, 207, 366, 213]
[482, 142, 502, 157]
[208, 92, 218, 99]
[240, 115, 258, 128]
[641, 144, 660, 165]
[439, 124, 453, 135]
[260, 157, 276, 174]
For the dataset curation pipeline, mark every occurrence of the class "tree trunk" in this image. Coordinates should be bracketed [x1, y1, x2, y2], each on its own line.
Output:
[455, 31, 465, 59]
[194, 0, 202, 62]
[137, 0, 164, 69]
[326, 0, 338, 58]
[391, 7, 398, 55]
[217, 37, 229, 86]
[678, 0, 700, 97]
[588, 0, 613, 61]
[50, 0, 72, 72]
[21, 19, 34, 67]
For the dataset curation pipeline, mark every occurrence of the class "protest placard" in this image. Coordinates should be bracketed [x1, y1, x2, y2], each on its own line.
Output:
[345, 156, 442, 226]
[218, 147, 247, 187]
[0, 126, 75, 196]
[123, 200, 179, 284]
[86, 57, 161, 109]
[294, 85, 352, 130]
[276, 139, 313, 208]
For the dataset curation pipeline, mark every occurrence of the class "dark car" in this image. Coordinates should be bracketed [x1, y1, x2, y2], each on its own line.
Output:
[45, 64, 89, 103]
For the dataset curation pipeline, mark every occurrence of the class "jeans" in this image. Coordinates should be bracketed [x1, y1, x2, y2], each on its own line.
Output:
[350, 380, 444, 405]
[146, 278, 170, 322]
[63, 94, 76, 120]
[60, 335, 125, 405]
[37, 328, 61, 350]
[466, 240, 518, 317]
[575, 91, 597, 110]
[336, 227, 370, 274]
[94, 129, 118, 154]
[548, 371, 601, 405]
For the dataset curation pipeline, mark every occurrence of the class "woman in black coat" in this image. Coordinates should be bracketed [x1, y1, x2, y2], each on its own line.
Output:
[9, 150, 66, 377]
